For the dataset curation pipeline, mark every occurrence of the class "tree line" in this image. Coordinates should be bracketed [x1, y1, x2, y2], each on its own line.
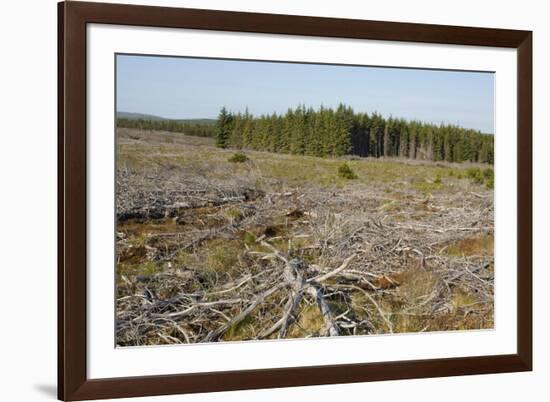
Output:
[116, 118, 215, 138]
[215, 105, 494, 164]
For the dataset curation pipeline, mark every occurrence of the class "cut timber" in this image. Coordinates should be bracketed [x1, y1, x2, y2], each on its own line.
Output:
[203, 283, 285, 342]
[305, 284, 339, 336]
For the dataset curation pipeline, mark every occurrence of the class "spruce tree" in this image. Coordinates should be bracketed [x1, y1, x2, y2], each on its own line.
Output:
[211, 105, 493, 164]
[215, 107, 232, 148]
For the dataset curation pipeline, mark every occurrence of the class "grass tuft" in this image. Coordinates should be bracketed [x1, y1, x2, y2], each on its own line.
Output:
[206, 242, 240, 275]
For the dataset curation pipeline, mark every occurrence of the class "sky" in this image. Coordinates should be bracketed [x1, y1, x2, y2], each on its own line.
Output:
[116, 54, 495, 134]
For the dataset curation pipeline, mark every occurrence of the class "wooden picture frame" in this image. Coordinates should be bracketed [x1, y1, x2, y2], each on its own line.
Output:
[58, 1, 532, 400]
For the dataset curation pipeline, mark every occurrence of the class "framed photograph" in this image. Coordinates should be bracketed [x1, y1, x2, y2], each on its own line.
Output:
[58, 1, 532, 400]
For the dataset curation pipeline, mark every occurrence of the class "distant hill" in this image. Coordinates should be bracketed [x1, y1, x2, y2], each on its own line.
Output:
[117, 112, 166, 121]
[173, 118, 217, 125]
[117, 112, 216, 125]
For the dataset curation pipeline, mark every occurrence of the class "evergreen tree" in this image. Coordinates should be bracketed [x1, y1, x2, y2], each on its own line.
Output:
[213, 104, 493, 164]
[215, 107, 233, 148]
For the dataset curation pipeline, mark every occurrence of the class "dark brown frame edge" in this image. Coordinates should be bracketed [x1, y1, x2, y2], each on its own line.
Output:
[58, 1, 532, 400]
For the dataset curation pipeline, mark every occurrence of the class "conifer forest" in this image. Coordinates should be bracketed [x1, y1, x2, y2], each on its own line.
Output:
[214, 105, 494, 163]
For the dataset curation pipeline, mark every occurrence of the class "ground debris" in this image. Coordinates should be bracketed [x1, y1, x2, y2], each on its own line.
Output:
[116, 129, 494, 346]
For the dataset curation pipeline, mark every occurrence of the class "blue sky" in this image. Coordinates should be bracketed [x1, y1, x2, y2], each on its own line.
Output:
[116, 54, 495, 133]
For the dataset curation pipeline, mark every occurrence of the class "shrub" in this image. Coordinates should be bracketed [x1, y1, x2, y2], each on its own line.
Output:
[337, 163, 358, 180]
[465, 166, 494, 187]
[483, 167, 494, 189]
[228, 152, 249, 163]
[485, 175, 494, 189]
[434, 173, 442, 184]
[466, 167, 479, 179]
[466, 168, 484, 184]
[483, 167, 494, 180]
